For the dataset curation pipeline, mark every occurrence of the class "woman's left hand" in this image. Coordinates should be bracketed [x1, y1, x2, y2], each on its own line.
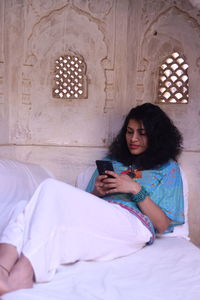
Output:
[103, 171, 141, 195]
[104, 171, 171, 233]
[105, 171, 171, 233]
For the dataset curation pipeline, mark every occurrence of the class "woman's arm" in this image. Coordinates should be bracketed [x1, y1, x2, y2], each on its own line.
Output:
[136, 197, 171, 233]
[103, 170, 171, 233]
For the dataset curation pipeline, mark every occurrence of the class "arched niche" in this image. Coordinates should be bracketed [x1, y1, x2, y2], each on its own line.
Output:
[15, 5, 109, 146]
[135, 5, 200, 153]
[137, 6, 200, 105]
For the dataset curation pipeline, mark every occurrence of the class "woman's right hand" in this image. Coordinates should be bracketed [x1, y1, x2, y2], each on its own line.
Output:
[92, 175, 111, 197]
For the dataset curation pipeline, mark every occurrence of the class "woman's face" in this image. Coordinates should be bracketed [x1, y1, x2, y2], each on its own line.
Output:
[125, 119, 148, 155]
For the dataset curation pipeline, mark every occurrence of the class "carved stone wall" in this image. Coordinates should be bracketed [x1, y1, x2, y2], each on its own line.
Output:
[7, 1, 117, 146]
[134, 0, 200, 246]
[0, 0, 9, 143]
[138, 3, 200, 151]
[0, 0, 200, 246]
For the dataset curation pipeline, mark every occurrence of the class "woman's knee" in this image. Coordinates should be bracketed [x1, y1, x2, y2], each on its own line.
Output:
[39, 178, 63, 192]
[37, 178, 74, 203]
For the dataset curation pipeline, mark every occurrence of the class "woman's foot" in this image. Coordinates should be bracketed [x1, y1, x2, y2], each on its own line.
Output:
[0, 255, 34, 295]
[0, 243, 19, 294]
[8, 255, 34, 293]
[0, 266, 9, 295]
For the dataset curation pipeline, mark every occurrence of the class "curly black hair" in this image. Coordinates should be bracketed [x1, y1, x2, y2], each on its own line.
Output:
[108, 103, 183, 169]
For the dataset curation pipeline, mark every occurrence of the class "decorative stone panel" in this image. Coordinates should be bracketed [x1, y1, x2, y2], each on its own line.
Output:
[158, 52, 189, 104]
[0, 63, 5, 104]
[52, 53, 88, 100]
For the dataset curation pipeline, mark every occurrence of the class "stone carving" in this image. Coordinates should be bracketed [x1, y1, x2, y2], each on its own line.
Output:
[88, 0, 113, 14]
[137, 5, 200, 103]
[17, 2, 113, 147]
[104, 69, 114, 112]
[142, 0, 197, 26]
[21, 65, 33, 105]
[0, 62, 4, 104]
[0, 1, 5, 104]
[53, 53, 88, 99]
[158, 52, 189, 104]
[23, 1, 115, 116]
[196, 56, 200, 70]
[11, 121, 32, 143]
[22, 0, 116, 120]
[189, 0, 200, 9]
[0, 0, 5, 62]
[27, 0, 70, 20]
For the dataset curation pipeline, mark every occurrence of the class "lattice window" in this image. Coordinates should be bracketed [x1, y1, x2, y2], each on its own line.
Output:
[158, 52, 189, 104]
[53, 54, 88, 99]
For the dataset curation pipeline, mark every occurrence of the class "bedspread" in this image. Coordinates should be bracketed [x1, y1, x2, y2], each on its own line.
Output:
[3, 237, 200, 300]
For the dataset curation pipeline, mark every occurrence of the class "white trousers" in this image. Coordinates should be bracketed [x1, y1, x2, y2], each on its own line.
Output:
[0, 179, 151, 282]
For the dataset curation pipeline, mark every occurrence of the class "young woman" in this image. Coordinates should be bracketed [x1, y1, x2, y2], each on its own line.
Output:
[0, 103, 184, 295]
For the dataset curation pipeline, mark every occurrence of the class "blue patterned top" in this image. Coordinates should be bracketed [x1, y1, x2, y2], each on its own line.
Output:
[86, 158, 185, 244]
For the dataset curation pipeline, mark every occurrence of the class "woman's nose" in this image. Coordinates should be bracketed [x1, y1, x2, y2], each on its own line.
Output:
[131, 132, 139, 141]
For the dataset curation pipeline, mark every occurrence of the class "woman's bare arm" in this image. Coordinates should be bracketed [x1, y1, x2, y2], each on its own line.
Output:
[136, 197, 171, 233]
[103, 170, 171, 233]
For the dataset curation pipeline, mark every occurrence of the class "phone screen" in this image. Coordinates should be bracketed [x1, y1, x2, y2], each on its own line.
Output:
[95, 160, 114, 177]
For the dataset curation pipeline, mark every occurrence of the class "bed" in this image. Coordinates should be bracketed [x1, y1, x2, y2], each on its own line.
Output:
[0, 159, 200, 300]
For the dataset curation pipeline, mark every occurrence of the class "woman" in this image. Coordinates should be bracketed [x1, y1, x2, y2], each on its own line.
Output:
[0, 103, 184, 294]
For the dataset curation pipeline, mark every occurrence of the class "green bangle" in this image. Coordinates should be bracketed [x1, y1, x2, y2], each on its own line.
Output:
[131, 186, 149, 203]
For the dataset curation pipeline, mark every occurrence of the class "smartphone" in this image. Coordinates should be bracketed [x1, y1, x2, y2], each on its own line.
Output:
[96, 160, 114, 178]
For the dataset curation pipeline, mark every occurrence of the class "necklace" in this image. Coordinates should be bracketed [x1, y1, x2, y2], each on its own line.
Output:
[127, 164, 142, 179]
[127, 164, 136, 178]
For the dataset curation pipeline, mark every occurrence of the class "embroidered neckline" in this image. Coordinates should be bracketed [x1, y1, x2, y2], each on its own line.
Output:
[126, 165, 142, 179]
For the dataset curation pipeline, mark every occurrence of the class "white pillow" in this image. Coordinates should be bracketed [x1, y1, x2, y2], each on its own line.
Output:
[75, 166, 96, 190]
[76, 166, 189, 239]
[0, 158, 53, 234]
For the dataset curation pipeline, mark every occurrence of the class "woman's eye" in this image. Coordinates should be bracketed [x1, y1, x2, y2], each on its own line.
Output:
[139, 132, 146, 136]
[138, 129, 146, 136]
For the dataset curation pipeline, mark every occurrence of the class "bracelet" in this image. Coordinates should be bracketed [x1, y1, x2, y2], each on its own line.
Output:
[131, 186, 149, 203]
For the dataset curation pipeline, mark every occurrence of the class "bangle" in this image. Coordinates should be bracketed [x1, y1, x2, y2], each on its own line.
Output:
[131, 186, 149, 203]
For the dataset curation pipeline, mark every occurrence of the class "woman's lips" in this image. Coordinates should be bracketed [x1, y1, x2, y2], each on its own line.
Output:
[129, 144, 140, 149]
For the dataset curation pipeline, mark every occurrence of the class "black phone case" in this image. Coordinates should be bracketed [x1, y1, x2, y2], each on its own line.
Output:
[96, 160, 114, 177]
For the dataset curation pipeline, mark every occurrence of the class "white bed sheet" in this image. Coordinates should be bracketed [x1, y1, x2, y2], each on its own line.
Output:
[3, 237, 200, 300]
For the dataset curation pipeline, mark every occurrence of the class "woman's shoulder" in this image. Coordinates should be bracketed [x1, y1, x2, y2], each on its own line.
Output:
[157, 159, 181, 173]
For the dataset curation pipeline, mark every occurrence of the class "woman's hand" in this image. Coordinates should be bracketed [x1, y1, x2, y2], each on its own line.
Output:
[92, 171, 170, 233]
[102, 171, 141, 195]
[92, 174, 112, 197]
[102, 171, 171, 233]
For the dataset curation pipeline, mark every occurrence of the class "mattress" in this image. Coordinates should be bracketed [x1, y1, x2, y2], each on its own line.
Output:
[3, 237, 200, 300]
[1, 160, 199, 299]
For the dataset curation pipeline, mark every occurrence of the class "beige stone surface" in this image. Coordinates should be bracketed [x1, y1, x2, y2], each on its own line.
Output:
[180, 152, 200, 247]
[0, 0, 200, 245]
[0, 145, 107, 185]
